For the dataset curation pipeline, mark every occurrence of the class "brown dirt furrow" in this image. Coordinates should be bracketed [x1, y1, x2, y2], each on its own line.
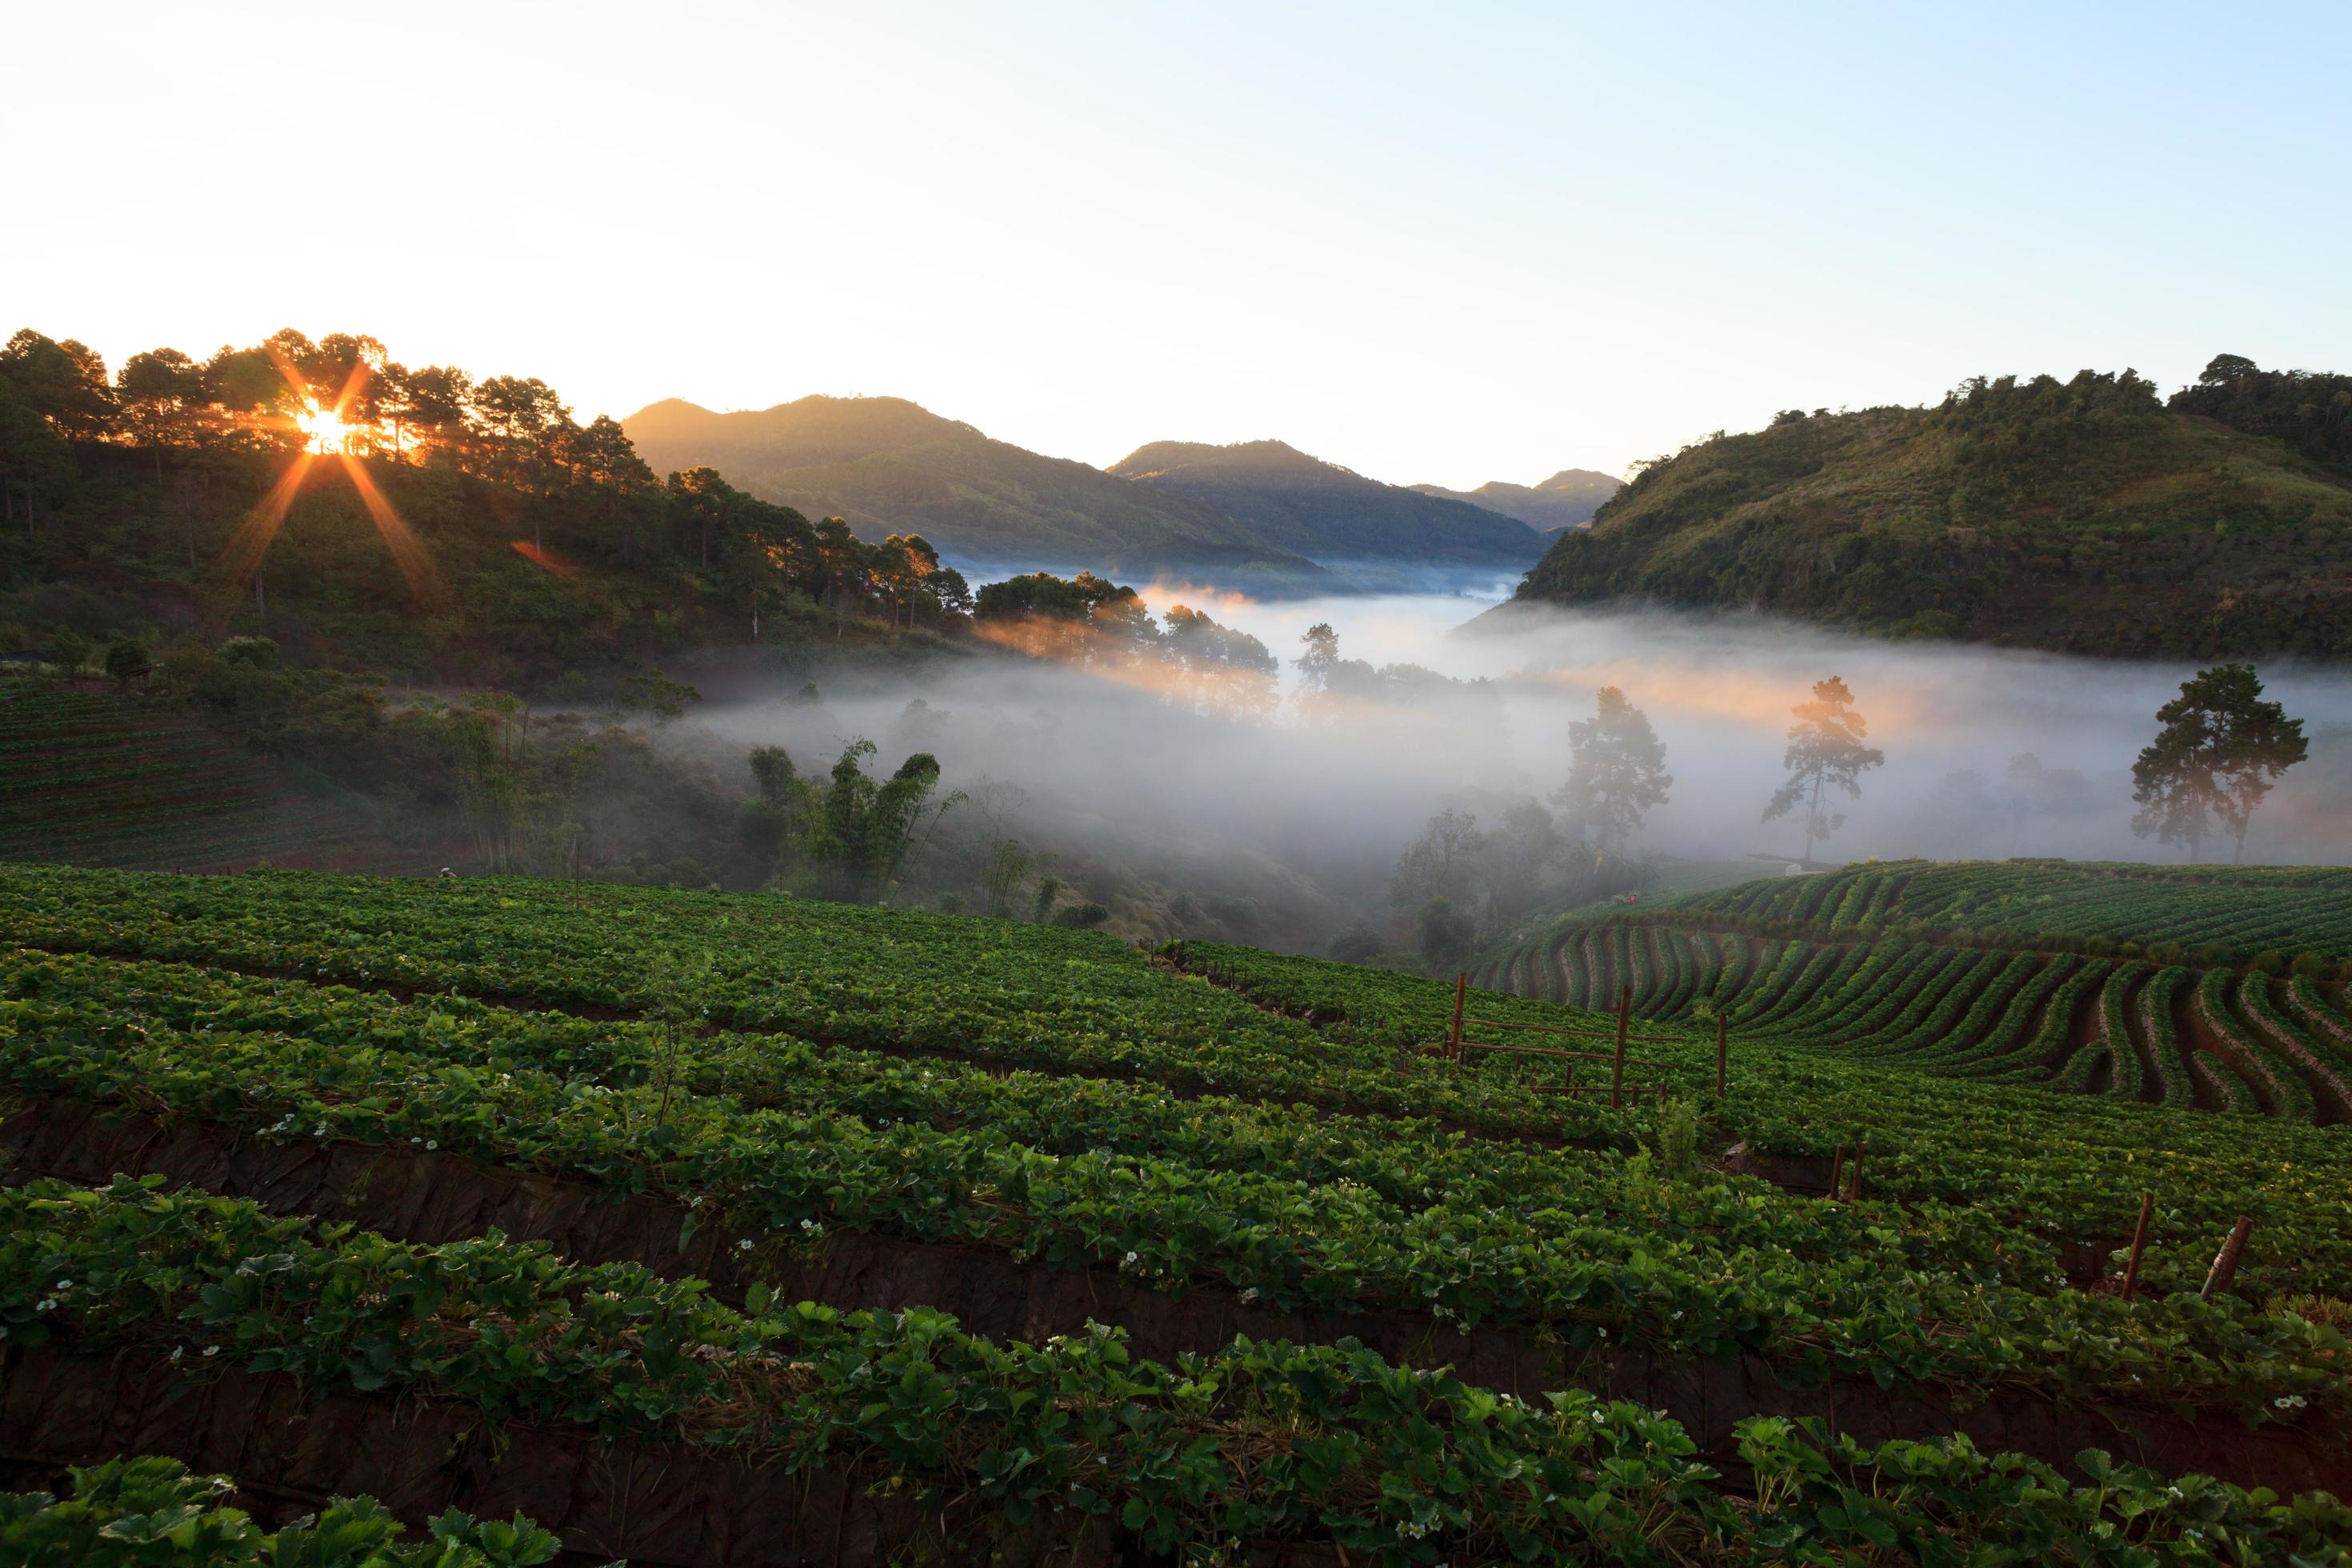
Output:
[0, 1343, 1176, 1568]
[4, 1098, 2340, 1498]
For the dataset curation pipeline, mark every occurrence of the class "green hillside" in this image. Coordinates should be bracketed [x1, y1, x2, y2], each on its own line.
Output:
[1510, 365, 2352, 656]
[625, 395, 1328, 578]
[1473, 858, 2352, 1126]
[3, 861, 2350, 1559]
[1109, 438, 1546, 567]
[1412, 466, 1621, 530]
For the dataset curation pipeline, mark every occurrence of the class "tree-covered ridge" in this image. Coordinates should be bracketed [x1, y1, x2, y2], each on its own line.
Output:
[0, 327, 969, 682]
[1509, 364, 2352, 657]
[2173, 353, 2352, 469]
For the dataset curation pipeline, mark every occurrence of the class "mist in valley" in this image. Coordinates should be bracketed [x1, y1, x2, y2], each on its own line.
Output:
[670, 583, 2352, 954]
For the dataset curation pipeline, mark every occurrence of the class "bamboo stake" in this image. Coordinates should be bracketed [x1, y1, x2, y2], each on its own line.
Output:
[1450, 974, 1467, 1061]
[1715, 1013, 1728, 1098]
[2201, 1214, 2255, 1300]
[1610, 985, 1630, 1108]
[2120, 1190, 2154, 1302]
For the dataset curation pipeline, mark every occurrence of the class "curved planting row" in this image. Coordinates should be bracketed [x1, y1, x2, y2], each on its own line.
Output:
[1666, 859, 2352, 966]
[1478, 911, 2352, 1126]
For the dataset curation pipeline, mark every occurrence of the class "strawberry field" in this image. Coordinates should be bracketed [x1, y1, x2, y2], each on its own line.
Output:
[0, 684, 412, 874]
[3, 861, 2351, 1563]
[1473, 860, 2352, 1128]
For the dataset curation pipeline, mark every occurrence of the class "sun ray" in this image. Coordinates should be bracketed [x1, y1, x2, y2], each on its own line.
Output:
[207, 348, 446, 617]
[509, 538, 585, 580]
[212, 451, 314, 602]
[341, 454, 446, 607]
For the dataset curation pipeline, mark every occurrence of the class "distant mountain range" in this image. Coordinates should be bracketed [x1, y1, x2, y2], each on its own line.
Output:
[1106, 439, 1545, 568]
[1410, 469, 1621, 531]
[1506, 359, 2352, 658]
[624, 397, 1553, 588]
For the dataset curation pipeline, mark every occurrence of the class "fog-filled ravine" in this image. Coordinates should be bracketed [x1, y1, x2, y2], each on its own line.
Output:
[655, 583, 2352, 955]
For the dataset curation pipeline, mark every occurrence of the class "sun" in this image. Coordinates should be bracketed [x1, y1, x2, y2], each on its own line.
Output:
[294, 401, 351, 454]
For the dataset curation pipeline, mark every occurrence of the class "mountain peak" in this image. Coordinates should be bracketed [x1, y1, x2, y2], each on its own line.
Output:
[1106, 438, 1340, 484]
[1409, 466, 1621, 531]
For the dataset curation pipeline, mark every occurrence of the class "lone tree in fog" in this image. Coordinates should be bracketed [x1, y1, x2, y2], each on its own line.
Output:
[1391, 806, 1486, 911]
[2131, 663, 2306, 862]
[1764, 676, 1884, 862]
[1554, 686, 1671, 860]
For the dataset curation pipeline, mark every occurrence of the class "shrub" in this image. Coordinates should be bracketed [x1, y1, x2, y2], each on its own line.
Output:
[218, 635, 278, 670]
[1416, 897, 1476, 970]
[102, 640, 152, 689]
[1326, 919, 1384, 966]
[1052, 902, 1110, 929]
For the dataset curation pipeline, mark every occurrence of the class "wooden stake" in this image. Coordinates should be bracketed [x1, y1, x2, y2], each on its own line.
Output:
[1828, 1146, 1846, 1201]
[1715, 1013, 1728, 1099]
[2120, 1190, 2154, 1302]
[2201, 1214, 2255, 1300]
[1610, 985, 1631, 1107]
[1450, 974, 1468, 1061]
[1848, 1142, 1865, 1202]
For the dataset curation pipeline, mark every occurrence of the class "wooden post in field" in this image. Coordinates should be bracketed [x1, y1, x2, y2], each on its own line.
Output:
[1450, 974, 1468, 1061]
[1610, 985, 1631, 1108]
[1828, 1146, 1846, 1201]
[2120, 1190, 2154, 1302]
[1715, 1014, 1728, 1098]
[2201, 1215, 2255, 1299]
[1848, 1142, 1865, 1202]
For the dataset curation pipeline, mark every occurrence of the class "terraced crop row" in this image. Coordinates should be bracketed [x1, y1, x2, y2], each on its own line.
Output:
[1671, 858, 2352, 965]
[1474, 873, 2352, 1126]
[0, 683, 417, 874]
[13, 1180, 2345, 1566]
[7, 862, 2352, 1562]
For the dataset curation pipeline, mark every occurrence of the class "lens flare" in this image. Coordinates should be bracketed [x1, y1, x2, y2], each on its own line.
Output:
[210, 352, 443, 619]
[294, 402, 353, 454]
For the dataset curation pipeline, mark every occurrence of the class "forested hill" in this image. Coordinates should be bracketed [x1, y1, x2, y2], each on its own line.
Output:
[1507, 360, 2352, 658]
[624, 395, 1324, 582]
[0, 327, 977, 687]
[1106, 438, 1546, 568]
[1410, 468, 1621, 531]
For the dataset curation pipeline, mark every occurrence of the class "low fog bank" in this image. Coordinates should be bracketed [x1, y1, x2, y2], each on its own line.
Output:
[666, 590, 2350, 953]
[1462, 601, 2352, 866]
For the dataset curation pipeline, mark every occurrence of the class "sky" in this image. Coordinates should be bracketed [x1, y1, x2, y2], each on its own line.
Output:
[6, 1, 2349, 489]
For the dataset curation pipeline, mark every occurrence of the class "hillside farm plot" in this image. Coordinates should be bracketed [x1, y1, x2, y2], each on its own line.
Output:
[0, 683, 416, 874]
[1474, 860, 2352, 1127]
[3, 862, 2351, 1563]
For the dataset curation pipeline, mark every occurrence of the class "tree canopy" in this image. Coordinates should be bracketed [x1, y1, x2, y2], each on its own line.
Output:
[1554, 686, 1671, 857]
[2130, 662, 2307, 862]
[1762, 676, 1884, 862]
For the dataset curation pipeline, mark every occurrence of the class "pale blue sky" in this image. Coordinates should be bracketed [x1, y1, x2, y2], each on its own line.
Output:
[5, 1, 2346, 487]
